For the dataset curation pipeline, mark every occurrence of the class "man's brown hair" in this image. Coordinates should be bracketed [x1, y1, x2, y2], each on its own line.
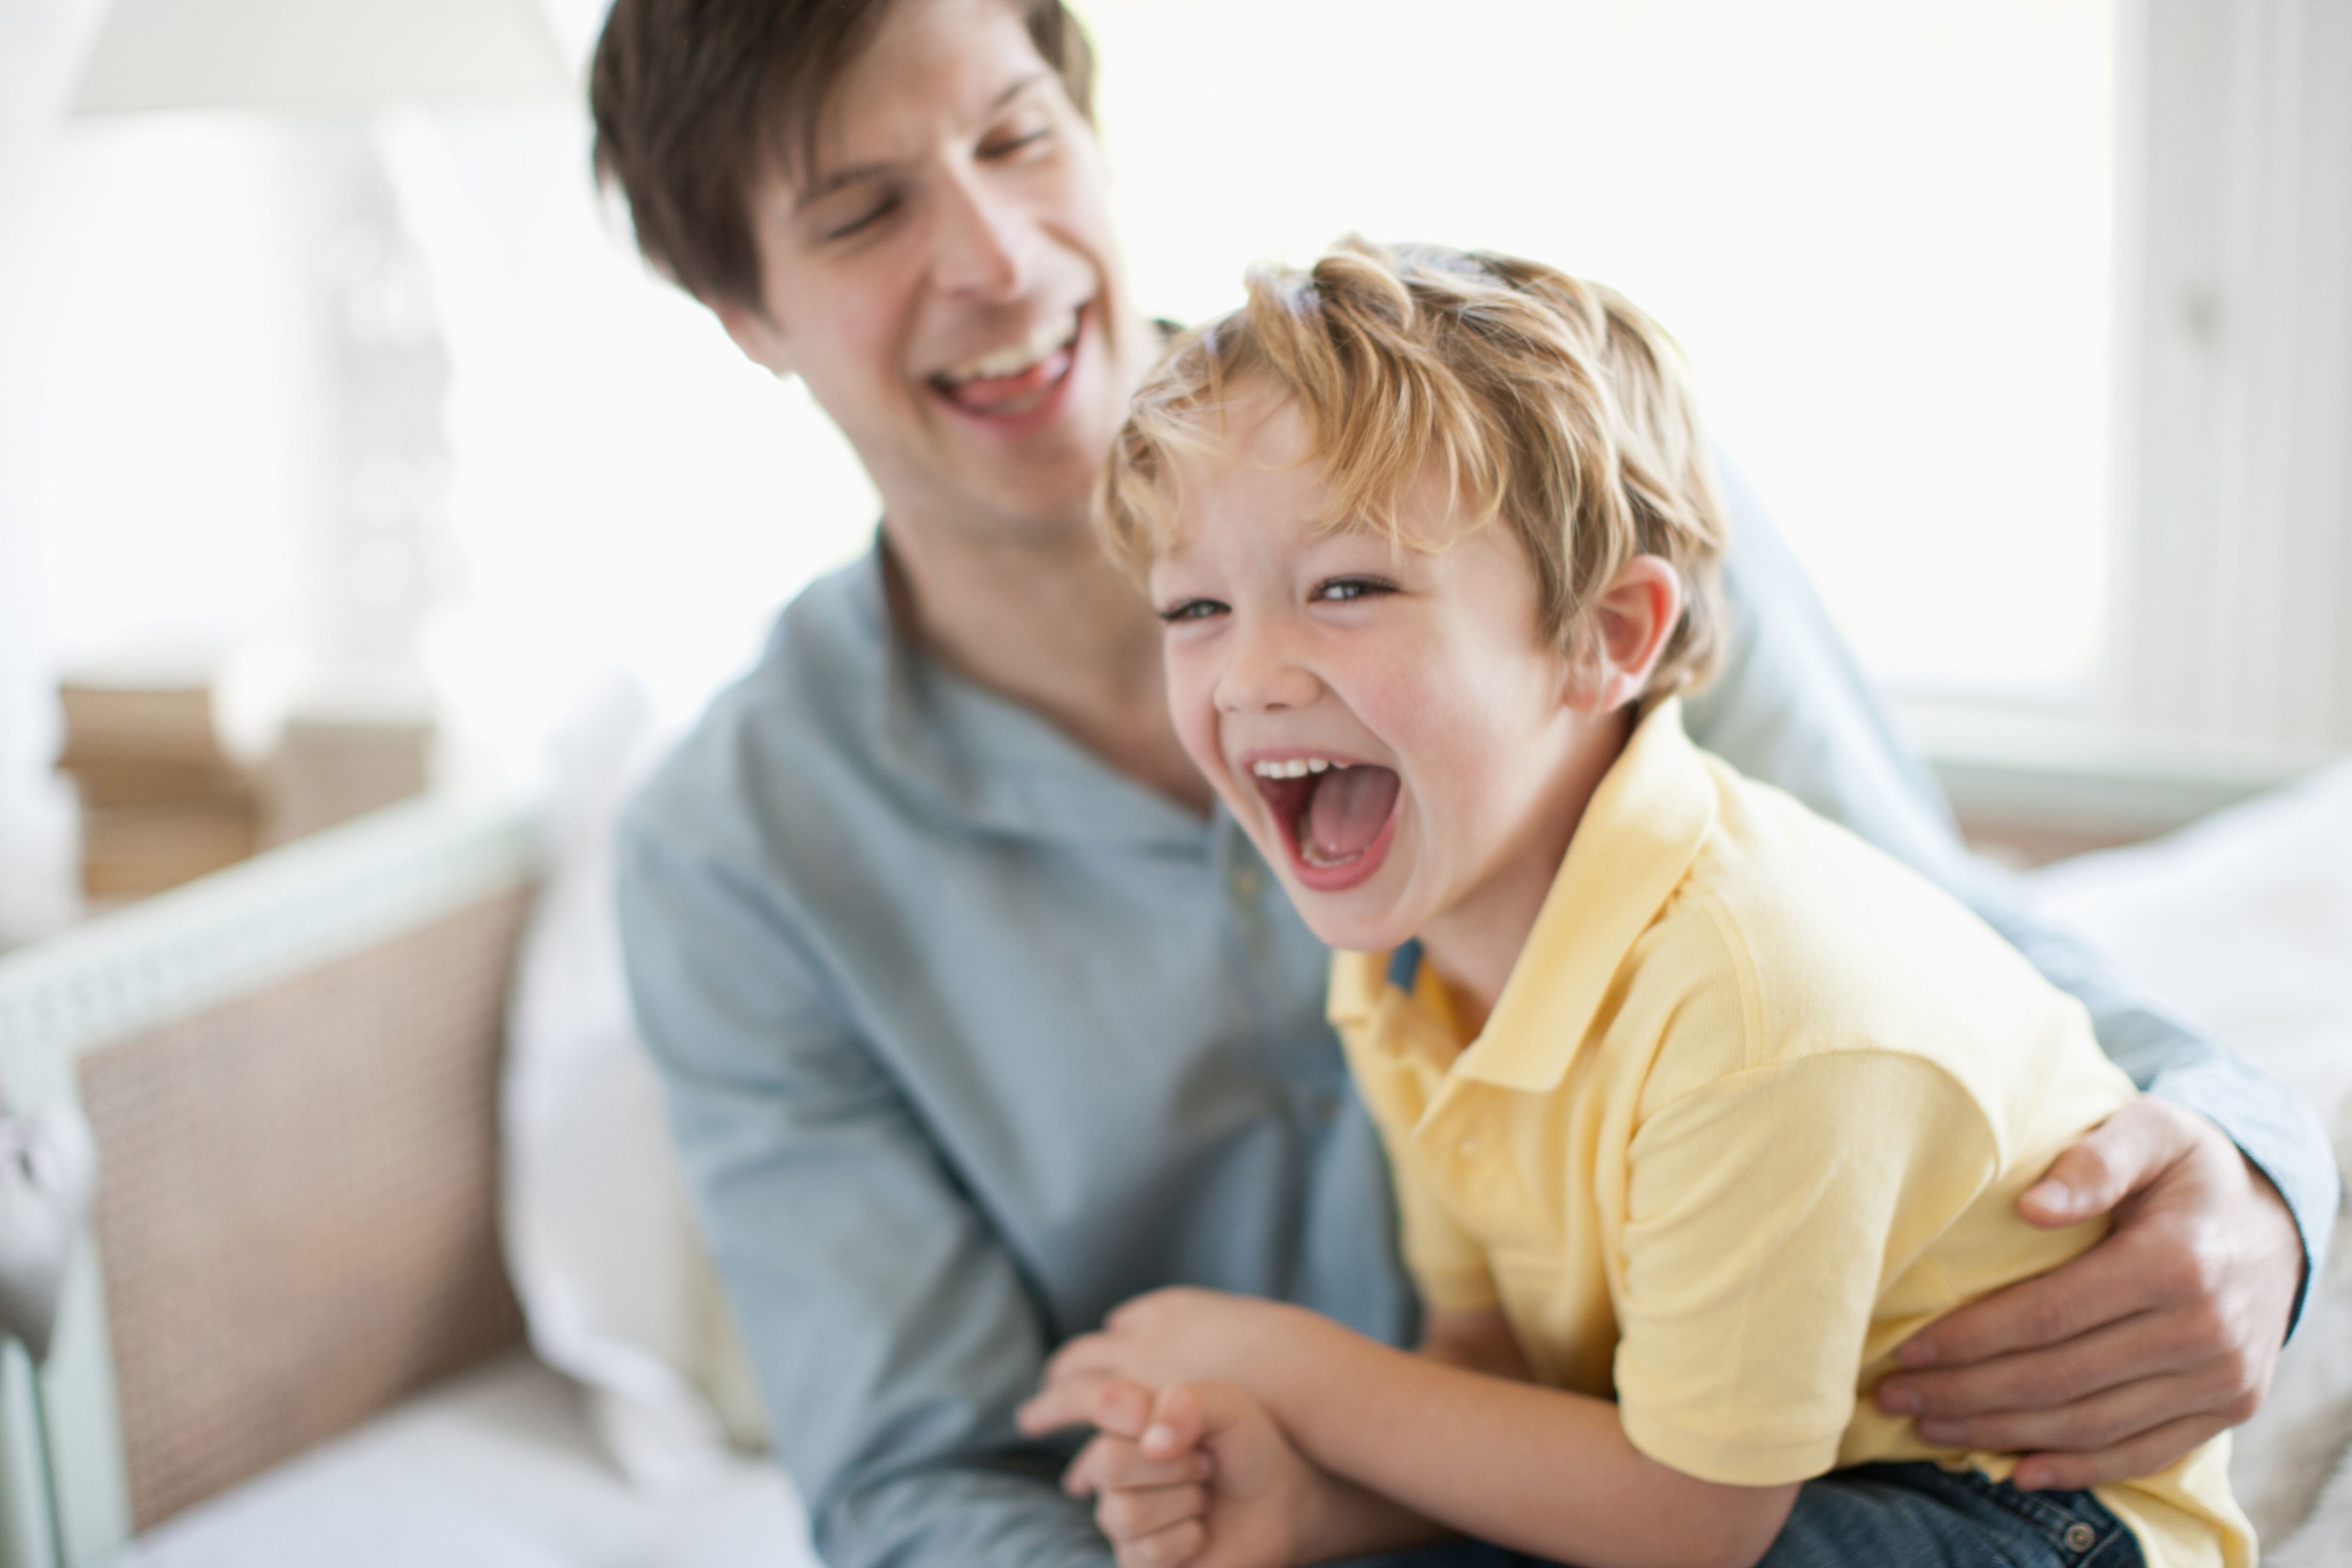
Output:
[1102, 238, 1731, 699]
[590, 0, 1096, 315]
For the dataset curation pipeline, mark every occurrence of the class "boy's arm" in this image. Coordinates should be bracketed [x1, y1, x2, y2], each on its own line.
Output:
[1029, 1313, 1794, 1568]
[1418, 1307, 1534, 1381]
[1687, 454, 2334, 1482]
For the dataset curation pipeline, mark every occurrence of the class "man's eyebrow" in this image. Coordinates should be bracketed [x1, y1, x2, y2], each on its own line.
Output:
[796, 72, 1052, 208]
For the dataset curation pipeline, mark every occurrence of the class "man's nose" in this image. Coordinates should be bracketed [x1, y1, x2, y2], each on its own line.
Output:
[932, 163, 1032, 300]
[1215, 619, 1321, 714]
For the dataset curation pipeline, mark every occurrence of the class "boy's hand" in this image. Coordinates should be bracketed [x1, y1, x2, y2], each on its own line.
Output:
[1876, 1098, 2299, 1489]
[1025, 1372, 1324, 1568]
[1039, 1287, 1334, 1408]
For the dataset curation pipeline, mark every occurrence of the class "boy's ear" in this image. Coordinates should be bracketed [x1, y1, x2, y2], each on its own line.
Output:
[715, 299, 795, 379]
[1572, 555, 1684, 713]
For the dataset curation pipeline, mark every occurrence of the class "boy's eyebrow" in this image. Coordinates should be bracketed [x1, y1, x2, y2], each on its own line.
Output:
[795, 72, 1051, 208]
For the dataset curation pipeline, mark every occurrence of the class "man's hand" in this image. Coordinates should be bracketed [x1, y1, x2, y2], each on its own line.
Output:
[1019, 1372, 1325, 1568]
[1875, 1098, 2300, 1489]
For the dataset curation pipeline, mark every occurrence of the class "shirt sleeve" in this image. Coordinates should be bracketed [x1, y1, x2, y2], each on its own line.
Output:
[1684, 451, 2338, 1328]
[1612, 1051, 1999, 1487]
[616, 798, 1114, 1568]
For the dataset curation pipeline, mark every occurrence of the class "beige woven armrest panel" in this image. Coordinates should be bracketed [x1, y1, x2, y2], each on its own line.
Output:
[76, 888, 532, 1532]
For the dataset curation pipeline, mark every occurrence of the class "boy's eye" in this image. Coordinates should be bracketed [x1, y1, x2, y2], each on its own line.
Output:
[1156, 598, 1227, 624]
[1311, 576, 1395, 604]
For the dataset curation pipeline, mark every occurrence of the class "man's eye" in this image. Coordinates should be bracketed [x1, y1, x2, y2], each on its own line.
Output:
[981, 126, 1052, 160]
[1312, 577, 1393, 604]
[822, 193, 899, 241]
[1156, 598, 1226, 624]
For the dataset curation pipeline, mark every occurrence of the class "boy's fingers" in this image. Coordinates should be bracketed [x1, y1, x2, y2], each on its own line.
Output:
[1112, 1517, 1207, 1568]
[1141, 1383, 1210, 1461]
[1018, 1372, 1154, 1440]
[1065, 1433, 1213, 1495]
[1096, 1481, 1208, 1541]
[1043, 1331, 1120, 1387]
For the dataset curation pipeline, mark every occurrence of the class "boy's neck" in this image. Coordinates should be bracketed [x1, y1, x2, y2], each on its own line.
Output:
[1416, 705, 1638, 1023]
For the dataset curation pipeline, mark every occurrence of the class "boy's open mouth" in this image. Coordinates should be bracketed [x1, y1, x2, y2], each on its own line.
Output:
[1250, 758, 1402, 891]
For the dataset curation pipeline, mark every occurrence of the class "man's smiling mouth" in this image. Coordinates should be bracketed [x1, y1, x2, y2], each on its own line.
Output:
[1249, 755, 1402, 880]
[930, 307, 1083, 417]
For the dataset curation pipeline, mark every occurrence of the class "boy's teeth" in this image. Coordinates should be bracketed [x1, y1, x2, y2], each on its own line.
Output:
[1250, 758, 1349, 779]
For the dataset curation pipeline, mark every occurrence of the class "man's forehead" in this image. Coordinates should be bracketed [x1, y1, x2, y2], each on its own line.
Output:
[792, 0, 1051, 196]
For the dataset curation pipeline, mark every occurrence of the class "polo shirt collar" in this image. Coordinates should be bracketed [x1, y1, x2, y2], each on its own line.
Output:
[844, 542, 1214, 852]
[1340, 698, 1716, 1093]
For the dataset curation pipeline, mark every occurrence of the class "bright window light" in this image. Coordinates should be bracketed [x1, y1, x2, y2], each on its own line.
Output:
[38, 0, 2116, 795]
[1087, 0, 2114, 700]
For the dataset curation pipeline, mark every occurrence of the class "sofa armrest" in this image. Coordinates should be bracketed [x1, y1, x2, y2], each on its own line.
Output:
[0, 794, 540, 1568]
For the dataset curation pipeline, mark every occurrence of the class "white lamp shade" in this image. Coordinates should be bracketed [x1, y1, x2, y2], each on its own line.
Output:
[70, 0, 576, 116]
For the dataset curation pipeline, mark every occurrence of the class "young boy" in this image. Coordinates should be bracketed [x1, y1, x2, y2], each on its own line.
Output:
[1017, 240, 2251, 1568]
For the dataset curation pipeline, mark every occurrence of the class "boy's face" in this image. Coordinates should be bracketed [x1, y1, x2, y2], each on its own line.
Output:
[1151, 392, 1605, 957]
[719, 0, 1139, 543]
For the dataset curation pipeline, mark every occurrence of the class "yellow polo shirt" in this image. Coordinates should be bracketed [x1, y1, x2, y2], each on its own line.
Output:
[1330, 700, 2249, 1568]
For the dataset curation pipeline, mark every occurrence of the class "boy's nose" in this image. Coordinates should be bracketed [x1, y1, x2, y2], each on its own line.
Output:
[1215, 624, 1321, 714]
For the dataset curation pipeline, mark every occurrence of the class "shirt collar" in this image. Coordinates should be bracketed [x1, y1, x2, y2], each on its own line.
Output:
[840, 543, 1214, 853]
[1333, 698, 1717, 1093]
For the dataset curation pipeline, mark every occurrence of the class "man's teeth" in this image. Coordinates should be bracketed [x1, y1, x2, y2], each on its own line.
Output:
[1250, 758, 1352, 779]
[940, 314, 1080, 385]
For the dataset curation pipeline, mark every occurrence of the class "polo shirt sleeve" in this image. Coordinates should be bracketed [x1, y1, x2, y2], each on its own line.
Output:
[1612, 1048, 2000, 1487]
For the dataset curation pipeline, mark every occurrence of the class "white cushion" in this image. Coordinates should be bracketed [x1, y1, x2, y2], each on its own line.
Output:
[118, 1354, 813, 1568]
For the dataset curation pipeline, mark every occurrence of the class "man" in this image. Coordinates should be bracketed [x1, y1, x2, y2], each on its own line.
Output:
[593, 4, 2334, 1566]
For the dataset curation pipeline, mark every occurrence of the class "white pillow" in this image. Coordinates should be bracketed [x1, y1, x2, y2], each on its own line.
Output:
[501, 674, 771, 1496]
[2026, 759, 2352, 1549]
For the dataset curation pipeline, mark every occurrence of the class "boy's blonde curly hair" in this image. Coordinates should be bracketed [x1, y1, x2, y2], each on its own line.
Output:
[1100, 238, 1730, 698]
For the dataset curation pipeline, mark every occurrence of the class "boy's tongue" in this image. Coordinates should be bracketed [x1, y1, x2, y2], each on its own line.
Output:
[1304, 766, 1400, 863]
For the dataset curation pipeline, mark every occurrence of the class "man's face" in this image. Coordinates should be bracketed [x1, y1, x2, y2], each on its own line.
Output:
[725, 0, 1140, 542]
[1149, 391, 1600, 957]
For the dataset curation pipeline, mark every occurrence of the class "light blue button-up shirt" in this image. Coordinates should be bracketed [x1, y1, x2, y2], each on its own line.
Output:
[617, 461, 2335, 1568]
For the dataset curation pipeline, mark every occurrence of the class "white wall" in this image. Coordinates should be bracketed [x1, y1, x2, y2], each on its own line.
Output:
[2111, 0, 2352, 751]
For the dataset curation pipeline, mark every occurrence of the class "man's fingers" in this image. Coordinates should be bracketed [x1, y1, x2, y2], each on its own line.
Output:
[1112, 1517, 1207, 1568]
[1910, 1366, 2230, 1457]
[1894, 1222, 2182, 1372]
[1880, 1301, 2208, 1419]
[1096, 1481, 1208, 1542]
[2012, 1413, 2233, 1494]
[2016, 1100, 2195, 1227]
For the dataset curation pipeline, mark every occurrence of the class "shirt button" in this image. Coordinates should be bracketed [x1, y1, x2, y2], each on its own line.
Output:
[1457, 1136, 1480, 1159]
[2062, 1522, 2098, 1552]
[1227, 863, 1263, 901]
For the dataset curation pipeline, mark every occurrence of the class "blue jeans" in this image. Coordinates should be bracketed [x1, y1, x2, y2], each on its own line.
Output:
[1359, 1460, 2145, 1568]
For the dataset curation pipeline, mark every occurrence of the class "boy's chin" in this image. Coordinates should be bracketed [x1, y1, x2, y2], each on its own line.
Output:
[1290, 892, 1415, 958]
